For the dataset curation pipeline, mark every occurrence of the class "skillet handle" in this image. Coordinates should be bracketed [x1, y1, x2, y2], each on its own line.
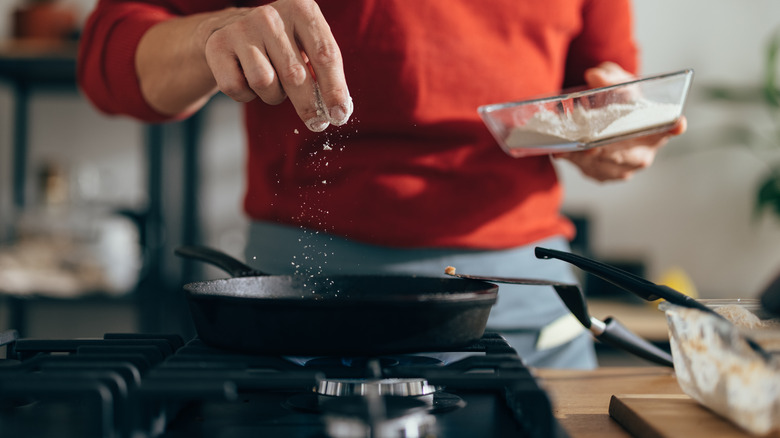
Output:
[175, 245, 269, 278]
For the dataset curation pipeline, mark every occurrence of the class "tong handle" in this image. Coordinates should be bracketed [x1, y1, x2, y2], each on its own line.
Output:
[535, 247, 775, 361]
[599, 317, 674, 367]
[534, 247, 713, 314]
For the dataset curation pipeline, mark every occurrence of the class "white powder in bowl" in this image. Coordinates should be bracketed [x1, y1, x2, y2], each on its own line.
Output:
[504, 99, 680, 148]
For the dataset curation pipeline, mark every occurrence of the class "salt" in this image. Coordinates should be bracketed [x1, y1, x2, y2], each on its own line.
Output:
[504, 99, 680, 148]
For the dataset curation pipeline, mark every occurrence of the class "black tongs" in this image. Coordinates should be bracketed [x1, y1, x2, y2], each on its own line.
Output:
[535, 246, 772, 360]
[535, 247, 715, 315]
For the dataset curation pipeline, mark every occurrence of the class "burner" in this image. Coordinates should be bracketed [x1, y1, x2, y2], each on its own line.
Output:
[317, 378, 438, 397]
[285, 390, 465, 415]
[320, 395, 436, 438]
[321, 395, 428, 417]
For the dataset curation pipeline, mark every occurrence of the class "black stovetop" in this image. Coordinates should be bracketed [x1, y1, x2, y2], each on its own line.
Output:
[0, 330, 566, 438]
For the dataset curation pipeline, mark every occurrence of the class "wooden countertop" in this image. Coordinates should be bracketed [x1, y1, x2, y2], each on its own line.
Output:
[535, 367, 774, 438]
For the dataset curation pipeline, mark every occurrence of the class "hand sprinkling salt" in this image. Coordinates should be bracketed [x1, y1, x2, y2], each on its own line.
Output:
[305, 82, 354, 132]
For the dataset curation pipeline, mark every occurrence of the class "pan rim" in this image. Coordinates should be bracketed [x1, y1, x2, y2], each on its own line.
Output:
[182, 274, 499, 305]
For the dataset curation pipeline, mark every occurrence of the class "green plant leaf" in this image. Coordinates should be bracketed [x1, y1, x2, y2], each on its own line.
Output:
[755, 170, 780, 219]
[703, 85, 764, 103]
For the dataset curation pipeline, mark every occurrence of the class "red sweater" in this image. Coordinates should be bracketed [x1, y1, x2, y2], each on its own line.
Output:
[78, 0, 638, 249]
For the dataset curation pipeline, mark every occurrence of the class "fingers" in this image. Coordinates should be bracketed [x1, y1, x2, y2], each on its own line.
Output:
[257, 4, 321, 123]
[555, 127, 677, 182]
[299, 35, 352, 127]
[203, 0, 352, 132]
[584, 61, 634, 88]
[239, 41, 288, 105]
[205, 25, 261, 103]
[669, 116, 687, 136]
[558, 145, 658, 182]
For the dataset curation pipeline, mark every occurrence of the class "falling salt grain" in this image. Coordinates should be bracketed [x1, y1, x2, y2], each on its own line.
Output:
[294, 129, 299, 134]
[323, 144, 332, 151]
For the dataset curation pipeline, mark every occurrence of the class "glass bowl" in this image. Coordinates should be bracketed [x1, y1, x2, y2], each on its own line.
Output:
[660, 299, 780, 434]
[478, 69, 694, 157]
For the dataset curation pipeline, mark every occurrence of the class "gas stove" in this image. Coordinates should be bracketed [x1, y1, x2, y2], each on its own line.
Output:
[0, 330, 565, 438]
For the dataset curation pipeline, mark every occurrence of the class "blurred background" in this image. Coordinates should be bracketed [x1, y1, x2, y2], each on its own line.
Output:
[1, 0, 780, 355]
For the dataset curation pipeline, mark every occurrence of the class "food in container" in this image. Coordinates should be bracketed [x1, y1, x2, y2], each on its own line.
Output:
[660, 299, 780, 435]
[478, 69, 693, 157]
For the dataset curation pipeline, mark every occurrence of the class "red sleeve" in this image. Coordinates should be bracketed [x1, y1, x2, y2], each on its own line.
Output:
[77, 1, 235, 122]
[563, 0, 639, 88]
[77, 1, 179, 122]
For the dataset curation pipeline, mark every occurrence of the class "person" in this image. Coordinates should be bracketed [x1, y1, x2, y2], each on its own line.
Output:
[77, 0, 685, 369]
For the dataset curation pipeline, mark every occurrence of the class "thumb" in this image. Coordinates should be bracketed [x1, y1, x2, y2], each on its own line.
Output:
[584, 61, 633, 88]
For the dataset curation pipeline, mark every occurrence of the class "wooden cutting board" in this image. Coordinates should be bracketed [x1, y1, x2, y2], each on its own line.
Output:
[609, 394, 780, 437]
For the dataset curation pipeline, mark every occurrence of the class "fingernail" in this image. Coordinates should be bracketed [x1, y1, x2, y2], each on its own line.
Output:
[328, 97, 353, 126]
[328, 105, 347, 126]
[306, 116, 330, 132]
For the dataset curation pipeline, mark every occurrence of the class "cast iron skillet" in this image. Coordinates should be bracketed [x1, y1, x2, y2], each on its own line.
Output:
[175, 245, 499, 356]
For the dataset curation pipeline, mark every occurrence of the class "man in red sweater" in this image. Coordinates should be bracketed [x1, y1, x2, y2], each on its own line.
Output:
[78, 0, 685, 368]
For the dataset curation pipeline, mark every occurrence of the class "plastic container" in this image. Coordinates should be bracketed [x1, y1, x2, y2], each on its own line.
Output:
[478, 69, 694, 157]
[660, 299, 780, 435]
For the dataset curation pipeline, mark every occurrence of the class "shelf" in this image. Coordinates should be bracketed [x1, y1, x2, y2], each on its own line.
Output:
[0, 40, 78, 88]
[0, 40, 202, 337]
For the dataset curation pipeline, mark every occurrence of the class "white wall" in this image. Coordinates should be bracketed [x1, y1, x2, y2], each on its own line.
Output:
[2, 0, 780, 303]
